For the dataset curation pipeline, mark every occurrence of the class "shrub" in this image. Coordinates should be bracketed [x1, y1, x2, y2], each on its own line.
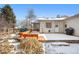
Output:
[0, 40, 14, 54]
[20, 38, 43, 54]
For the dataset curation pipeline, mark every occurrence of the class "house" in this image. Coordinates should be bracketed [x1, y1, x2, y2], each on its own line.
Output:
[38, 17, 67, 33]
[31, 17, 67, 33]
[29, 14, 79, 36]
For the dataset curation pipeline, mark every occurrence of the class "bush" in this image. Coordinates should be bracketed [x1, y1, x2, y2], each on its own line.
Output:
[0, 40, 14, 54]
[20, 39, 44, 54]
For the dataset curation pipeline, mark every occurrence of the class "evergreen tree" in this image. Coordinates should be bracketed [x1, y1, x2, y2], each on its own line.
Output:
[1, 4, 16, 28]
[0, 8, 2, 17]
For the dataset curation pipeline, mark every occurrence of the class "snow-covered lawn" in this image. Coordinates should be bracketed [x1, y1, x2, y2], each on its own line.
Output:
[8, 33, 79, 54]
[40, 34, 79, 54]
[40, 34, 79, 40]
[44, 42, 79, 54]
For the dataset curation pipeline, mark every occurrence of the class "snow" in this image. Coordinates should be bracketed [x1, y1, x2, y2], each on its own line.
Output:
[44, 42, 79, 54]
[8, 39, 17, 43]
[10, 34, 17, 38]
[39, 34, 79, 54]
[51, 42, 69, 46]
[41, 34, 79, 40]
[10, 42, 20, 46]
[38, 17, 66, 21]
[8, 33, 79, 54]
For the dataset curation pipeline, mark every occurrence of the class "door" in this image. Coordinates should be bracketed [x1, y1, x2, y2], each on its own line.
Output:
[54, 24, 59, 32]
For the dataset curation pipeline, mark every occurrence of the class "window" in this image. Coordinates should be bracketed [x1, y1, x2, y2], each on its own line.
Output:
[55, 25, 58, 27]
[65, 24, 67, 28]
[46, 22, 52, 28]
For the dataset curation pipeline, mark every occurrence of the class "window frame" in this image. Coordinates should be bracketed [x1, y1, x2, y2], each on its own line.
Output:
[46, 22, 52, 28]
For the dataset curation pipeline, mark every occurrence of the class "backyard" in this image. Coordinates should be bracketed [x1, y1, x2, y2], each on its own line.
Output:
[38, 33, 79, 54]
[0, 4, 79, 54]
[0, 31, 79, 54]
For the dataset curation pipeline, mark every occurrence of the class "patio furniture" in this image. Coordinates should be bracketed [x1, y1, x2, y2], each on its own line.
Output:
[65, 27, 74, 35]
[18, 33, 38, 41]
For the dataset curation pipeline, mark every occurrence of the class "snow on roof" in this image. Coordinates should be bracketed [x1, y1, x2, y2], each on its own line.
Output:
[31, 20, 39, 23]
[28, 17, 68, 23]
[37, 17, 67, 21]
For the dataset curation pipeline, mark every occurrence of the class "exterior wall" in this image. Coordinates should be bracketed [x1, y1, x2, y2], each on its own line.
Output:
[40, 21, 52, 33]
[59, 21, 65, 33]
[66, 17, 79, 36]
[39, 20, 65, 33]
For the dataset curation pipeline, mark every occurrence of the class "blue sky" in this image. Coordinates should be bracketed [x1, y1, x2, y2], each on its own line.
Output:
[0, 4, 79, 22]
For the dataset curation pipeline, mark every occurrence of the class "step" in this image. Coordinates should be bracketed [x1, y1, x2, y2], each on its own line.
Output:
[51, 42, 70, 46]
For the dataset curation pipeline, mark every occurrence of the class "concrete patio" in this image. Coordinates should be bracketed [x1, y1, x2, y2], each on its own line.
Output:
[39, 34, 79, 43]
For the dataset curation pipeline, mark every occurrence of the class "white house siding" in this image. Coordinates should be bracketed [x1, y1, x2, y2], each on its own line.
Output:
[39, 20, 65, 33]
[59, 21, 65, 33]
[40, 21, 52, 33]
[54, 21, 65, 33]
[66, 17, 79, 36]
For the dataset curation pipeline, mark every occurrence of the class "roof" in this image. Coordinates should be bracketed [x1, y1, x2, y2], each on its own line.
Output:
[64, 14, 79, 20]
[37, 17, 67, 21]
[72, 14, 79, 17]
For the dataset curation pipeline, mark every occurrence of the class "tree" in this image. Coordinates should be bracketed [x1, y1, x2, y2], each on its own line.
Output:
[0, 8, 2, 17]
[1, 4, 16, 28]
[27, 9, 36, 19]
[26, 9, 36, 29]
[57, 15, 61, 18]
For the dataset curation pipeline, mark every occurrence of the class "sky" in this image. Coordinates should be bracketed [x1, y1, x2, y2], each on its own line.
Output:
[0, 4, 79, 23]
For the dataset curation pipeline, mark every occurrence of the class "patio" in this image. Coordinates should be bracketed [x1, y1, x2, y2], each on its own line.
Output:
[30, 31, 79, 42]
[39, 34, 79, 43]
[39, 34, 79, 54]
